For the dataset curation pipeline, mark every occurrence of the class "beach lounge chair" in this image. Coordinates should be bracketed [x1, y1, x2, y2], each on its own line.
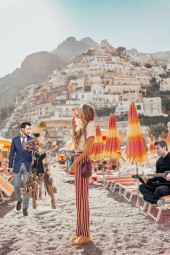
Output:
[0, 174, 14, 203]
[147, 195, 170, 222]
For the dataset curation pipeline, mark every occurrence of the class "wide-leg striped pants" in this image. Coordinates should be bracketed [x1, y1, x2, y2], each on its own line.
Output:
[75, 154, 90, 237]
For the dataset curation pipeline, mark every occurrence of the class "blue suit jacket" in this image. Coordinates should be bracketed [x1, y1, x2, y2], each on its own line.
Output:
[9, 136, 33, 173]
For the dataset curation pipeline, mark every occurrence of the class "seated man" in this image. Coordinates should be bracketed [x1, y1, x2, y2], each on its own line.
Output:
[139, 140, 170, 204]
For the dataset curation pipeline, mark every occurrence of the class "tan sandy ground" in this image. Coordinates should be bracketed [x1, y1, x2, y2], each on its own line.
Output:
[0, 166, 170, 255]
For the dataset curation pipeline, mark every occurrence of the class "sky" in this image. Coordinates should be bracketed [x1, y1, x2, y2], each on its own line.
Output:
[0, 0, 170, 77]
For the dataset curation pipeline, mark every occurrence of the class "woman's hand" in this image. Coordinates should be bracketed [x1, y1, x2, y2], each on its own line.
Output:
[70, 161, 77, 174]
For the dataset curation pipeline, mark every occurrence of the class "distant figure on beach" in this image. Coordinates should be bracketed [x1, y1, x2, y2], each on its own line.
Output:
[139, 140, 170, 205]
[24, 121, 58, 209]
[9, 122, 32, 216]
[71, 104, 96, 245]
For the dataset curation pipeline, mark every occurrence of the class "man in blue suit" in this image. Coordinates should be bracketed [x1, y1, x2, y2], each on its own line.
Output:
[9, 122, 32, 216]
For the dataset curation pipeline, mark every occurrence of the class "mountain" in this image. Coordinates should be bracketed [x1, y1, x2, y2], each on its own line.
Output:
[127, 48, 170, 62]
[0, 36, 98, 110]
[0, 51, 66, 109]
[148, 51, 170, 63]
[126, 48, 139, 55]
[52, 36, 98, 63]
[80, 37, 98, 46]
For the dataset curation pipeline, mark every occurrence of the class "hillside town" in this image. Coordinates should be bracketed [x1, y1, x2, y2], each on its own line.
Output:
[1, 40, 170, 146]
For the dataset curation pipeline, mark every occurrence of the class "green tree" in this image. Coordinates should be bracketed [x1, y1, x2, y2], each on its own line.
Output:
[149, 123, 168, 139]
[96, 107, 116, 117]
[117, 47, 126, 56]
[144, 63, 152, 68]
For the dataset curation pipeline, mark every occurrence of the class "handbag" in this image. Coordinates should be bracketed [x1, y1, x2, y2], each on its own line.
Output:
[80, 159, 92, 178]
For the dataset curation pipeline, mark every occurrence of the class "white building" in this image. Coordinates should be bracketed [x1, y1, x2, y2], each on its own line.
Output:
[69, 78, 85, 90]
[115, 101, 144, 115]
[160, 78, 170, 91]
[137, 77, 150, 87]
[143, 97, 162, 116]
[50, 105, 78, 120]
[91, 84, 104, 95]
[92, 94, 119, 108]
[70, 91, 93, 102]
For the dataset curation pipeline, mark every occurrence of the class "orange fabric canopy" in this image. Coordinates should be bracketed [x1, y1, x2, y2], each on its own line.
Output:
[103, 113, 121, 159]
[126, 103, 148, 163]
[167, 132, 170, 152]
[91, 125, 104, 160]
[161, 131, 166, 140]
[149, 134, 155, 153]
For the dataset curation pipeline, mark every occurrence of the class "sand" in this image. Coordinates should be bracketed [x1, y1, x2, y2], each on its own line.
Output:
[0, 166, 170, 255]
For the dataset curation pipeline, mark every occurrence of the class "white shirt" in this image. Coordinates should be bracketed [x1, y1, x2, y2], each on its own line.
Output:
[20, 137, 27, 143]
[76, 121, 96, 151]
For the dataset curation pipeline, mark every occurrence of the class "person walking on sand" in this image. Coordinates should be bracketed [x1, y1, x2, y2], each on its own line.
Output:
[24, 121, 58, 209]
[70, 104, 96, 245]
[9, 122, 32, 216]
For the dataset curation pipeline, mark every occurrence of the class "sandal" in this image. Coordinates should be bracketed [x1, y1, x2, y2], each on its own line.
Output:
[71, 236, 90, 246]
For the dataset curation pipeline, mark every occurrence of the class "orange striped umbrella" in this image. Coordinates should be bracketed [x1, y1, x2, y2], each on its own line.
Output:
[149, 134, 155, 153]
[101, 129, 107, 144]
[126, 103, 148, 163]
[103, 113, 121, 159]
[161, 132, 166, 140]
[167, 132, 170, 151]
[91, 125, 104, 160]
[0, 139, 11, 147]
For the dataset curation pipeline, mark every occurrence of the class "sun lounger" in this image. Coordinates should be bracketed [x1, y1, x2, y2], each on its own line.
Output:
[147, 195, 170, 222]
[0, 174, 14, 202]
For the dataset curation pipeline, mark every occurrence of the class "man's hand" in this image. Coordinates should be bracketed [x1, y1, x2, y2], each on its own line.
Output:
[166, 173, 170, 181]
[9, 168, 13, 175]
[142, 174, 149, 183]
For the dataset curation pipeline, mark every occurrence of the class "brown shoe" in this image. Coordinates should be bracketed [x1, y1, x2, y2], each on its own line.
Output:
[23, 209, 28, 216]
[16, 198, 22, 211]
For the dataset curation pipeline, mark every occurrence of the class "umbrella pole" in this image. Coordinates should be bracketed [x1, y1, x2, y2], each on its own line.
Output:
[136, 161, 141, 213]
[118, 158, 120, 184]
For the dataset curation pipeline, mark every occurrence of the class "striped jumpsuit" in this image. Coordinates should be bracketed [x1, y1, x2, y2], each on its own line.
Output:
[74, 121, 96, 237]
[75, 154, 90, 237]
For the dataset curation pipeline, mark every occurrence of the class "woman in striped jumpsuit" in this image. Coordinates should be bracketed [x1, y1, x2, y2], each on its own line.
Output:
[71, 104, 96, 246]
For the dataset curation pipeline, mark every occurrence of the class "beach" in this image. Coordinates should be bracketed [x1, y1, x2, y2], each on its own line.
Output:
[0, 167, 170, 255]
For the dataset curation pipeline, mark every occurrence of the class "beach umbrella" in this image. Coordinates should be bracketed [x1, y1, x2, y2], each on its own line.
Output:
[91, 125, 104, 160]
[126, 103, 148, 164]
[0, 139, 11, 153]
[149, 134, 155, 153]
[161, 132, 166, 140]
[0, 139, 11, 147]
[1, 146, 11, 152]
[126, 103, 148, 211]
[103, 113, 121, 160]
[166, 132, 170, 151]
[101, 129, 108, 144]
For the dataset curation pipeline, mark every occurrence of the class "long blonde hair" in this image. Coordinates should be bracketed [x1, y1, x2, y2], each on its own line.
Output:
[74, 104, 95, 145]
